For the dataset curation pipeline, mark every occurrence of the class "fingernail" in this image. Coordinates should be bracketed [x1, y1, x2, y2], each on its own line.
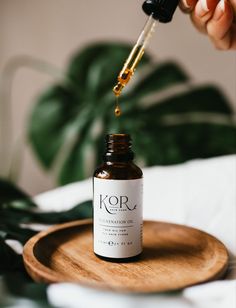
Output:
[213, 0, 225, 20]
[196, 0, 210, 17]
[181, 0, 191, 9]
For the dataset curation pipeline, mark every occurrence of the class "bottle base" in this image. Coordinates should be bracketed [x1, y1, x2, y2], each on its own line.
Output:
[94, 252, 142, 263]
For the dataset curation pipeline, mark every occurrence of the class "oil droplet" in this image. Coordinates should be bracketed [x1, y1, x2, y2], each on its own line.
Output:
[115, 106, 121, 117]
[114, 97, 121, 117]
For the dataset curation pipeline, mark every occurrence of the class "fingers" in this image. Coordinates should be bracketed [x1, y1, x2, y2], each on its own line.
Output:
[191, 0, 219, 33]
[207, 0, 234, 49]
[180, 0, 236, 50]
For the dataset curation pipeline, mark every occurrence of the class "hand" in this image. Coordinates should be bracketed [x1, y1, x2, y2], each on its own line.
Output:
[179, 0, 236, 50]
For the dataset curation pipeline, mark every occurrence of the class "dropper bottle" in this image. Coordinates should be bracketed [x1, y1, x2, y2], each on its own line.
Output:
[113, 0, 180, 98]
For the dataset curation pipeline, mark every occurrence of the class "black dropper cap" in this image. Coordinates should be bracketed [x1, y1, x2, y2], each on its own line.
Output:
[142, 0, 179, 23]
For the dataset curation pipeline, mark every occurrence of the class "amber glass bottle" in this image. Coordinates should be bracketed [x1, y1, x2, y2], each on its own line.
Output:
[93, 134, 143, 262]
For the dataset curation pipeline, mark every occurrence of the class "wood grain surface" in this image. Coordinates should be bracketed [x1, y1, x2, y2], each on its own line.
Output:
[23, 219, 229, 293]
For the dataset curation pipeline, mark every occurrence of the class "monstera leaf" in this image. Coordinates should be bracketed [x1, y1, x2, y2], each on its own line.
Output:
[0, 179, 92, 307]
[0, 178, 92, 273]
[28, 42, 236, 185]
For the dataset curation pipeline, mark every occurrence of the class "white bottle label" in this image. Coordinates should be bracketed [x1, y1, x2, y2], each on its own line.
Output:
[93, 178, 143, 259]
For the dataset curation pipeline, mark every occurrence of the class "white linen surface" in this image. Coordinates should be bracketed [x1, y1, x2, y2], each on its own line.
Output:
[34, 155, 236, 308]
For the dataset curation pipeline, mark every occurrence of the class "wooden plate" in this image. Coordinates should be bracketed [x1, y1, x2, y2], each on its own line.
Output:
[23, 219, 228, 293]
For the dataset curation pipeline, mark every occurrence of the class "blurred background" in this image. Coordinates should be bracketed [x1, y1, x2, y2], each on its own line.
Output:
[0, 0, 235, 195]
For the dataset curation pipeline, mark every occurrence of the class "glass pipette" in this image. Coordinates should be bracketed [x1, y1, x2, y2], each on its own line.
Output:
[113, 14, 157, 97]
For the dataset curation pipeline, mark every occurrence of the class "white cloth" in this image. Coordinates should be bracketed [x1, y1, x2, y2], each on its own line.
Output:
[34, 155, 236, 308]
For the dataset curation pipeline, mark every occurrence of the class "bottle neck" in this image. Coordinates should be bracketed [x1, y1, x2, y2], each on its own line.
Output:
[103, 134, 134, 163]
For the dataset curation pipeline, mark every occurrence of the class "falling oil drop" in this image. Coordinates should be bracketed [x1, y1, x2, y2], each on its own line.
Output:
[115, 106, 121, 117]
[114, 97, 121, 117]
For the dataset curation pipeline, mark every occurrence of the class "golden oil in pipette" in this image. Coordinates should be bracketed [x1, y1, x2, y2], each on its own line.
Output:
[113, 14, 156, 98]
[113, 44, 145, 116]
[113, 44, 145, 97]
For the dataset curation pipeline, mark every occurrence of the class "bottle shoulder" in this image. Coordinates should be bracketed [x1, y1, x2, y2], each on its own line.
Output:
[94, 162, 143, 180]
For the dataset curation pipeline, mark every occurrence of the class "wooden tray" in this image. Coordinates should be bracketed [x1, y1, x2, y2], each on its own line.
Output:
[23, 219, 228, 293]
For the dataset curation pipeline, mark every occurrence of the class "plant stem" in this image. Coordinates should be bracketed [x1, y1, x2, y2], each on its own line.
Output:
[0, 55, 70, 182]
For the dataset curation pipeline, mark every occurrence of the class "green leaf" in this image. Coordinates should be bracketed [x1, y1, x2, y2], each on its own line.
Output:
[136, 124, 236, 166]
[0, 178, 35, 209]
[0, 200, 92, 246]
[0, 177, 92, 264]
[27, 200, 93, 224]
[138, 86, 232, 116]
[0, 200, 92, 226]
[0, 238, 23, 273]
[0, 175, 92, 242]
[28, 85, 80, 168]
[0, 178, 92, 306]
[129, 61, 189, 98]
[118, 86, 236, 165]
[28, 41, 236, 185]
[0, 224, 37, 244]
